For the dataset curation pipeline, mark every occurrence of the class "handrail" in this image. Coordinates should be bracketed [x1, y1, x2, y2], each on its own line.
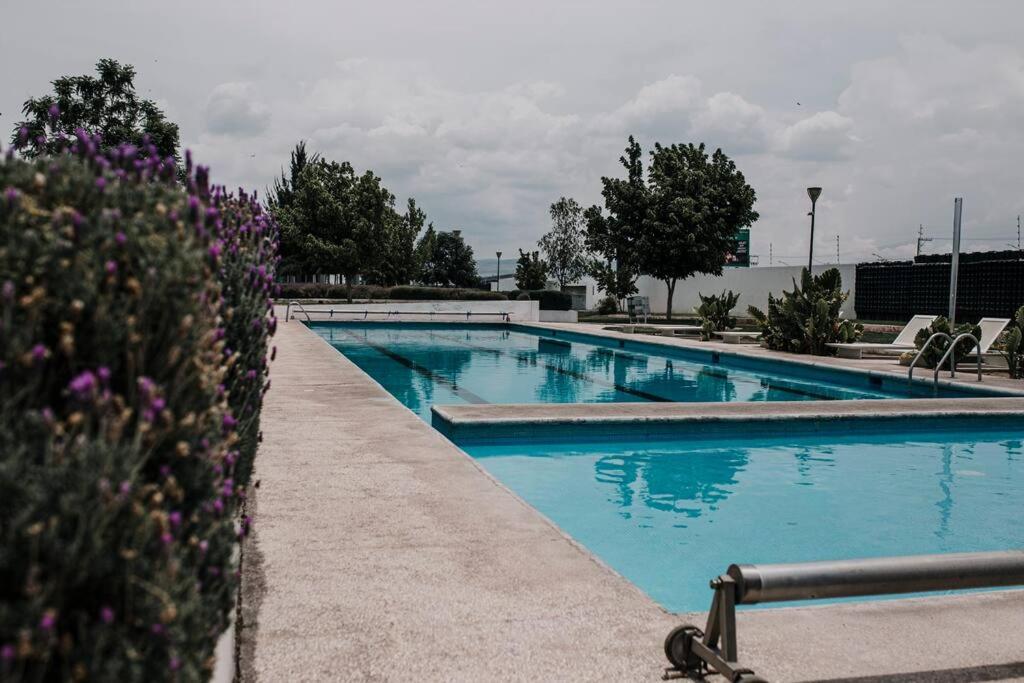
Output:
[933, 332, 982, 384]
[663, 550, 1024, 682]
[907, 331, 951, 387]
[285, 301, 311, 323]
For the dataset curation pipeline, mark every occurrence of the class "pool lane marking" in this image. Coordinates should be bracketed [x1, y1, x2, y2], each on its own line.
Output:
[423, 330, 674, 402]
[333, 328, 490, 405]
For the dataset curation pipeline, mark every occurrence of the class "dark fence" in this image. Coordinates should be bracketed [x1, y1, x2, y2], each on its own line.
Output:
[856, 252, 1024, 321]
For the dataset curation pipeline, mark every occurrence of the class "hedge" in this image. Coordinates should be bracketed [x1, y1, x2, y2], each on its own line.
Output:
[0, 134, 277, 680]
[276, 282, 506, 301]
[507, 289, 572, 311]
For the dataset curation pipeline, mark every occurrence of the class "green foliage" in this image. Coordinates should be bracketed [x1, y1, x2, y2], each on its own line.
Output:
[910, 317, 983, 370]
[0, 141, 275, 679]
[998, 306, 1024, 379]
[507, 290, 573, 311]
[643, 143, 758, 320]
[539, 197, 588, 287]
[597, 295, 619, 315]
[270, 142, 424, 293]
[748, 268, 862, 355]
[584, 137, 646, 303]
[695, 290, 740, 341]
[275, 283, 503, 301]
[12, 58, 180, 162]
[416, 229, 480, 287]
[514, 249, 548, 290]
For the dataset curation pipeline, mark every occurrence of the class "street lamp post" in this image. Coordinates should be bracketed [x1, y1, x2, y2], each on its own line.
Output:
[495, 251, 502, 292]
[806, 187, 822, 271]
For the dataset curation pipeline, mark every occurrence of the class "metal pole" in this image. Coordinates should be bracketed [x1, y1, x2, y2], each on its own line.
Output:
[949, 198, 963, 327]
[806, 187, 821, 271]
[727, 549, 1024, 604]
[496, 251, 502, 293]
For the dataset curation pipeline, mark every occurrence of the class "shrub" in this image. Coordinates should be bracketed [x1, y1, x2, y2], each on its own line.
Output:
[0, 136, 276, 679]
[695, 290, 739, 341]
[507, 289, 572, 311]
[388, 285, 505, 301]
[597, 295, 619, 315]
[748, 268, 862, 355]
[907, 316, 982, 370]
[516, 292, 531, 301]
[998, 306, 1024, 379]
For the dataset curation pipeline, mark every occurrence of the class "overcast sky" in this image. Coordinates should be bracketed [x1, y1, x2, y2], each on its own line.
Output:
[3, 1, 1023, 265]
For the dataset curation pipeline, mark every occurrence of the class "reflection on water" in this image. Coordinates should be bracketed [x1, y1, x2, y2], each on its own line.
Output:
[465, 433, 1024, 612]
[315, 322, 915, 421]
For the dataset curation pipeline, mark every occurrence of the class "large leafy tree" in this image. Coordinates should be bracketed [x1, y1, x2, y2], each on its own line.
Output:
[373, 198, 425, 286]
[585, 136, 648, 308]
[427, 230, 480, 288]
[539, 197, 589, 288]
[11, 58, 179, 161]
[642, 142, 759, 319]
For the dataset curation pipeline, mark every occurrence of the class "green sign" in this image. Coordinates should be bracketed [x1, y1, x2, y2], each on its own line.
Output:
[725, 228, 750, 268]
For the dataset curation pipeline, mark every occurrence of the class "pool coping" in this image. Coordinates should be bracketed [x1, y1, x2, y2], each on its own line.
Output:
[254, 315, 1024, 681]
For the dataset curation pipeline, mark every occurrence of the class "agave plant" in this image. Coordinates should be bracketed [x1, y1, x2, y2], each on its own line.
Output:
[998, 306, 1024, 379]
[748, 267, 862, 355]
[695, 290, 740, 341]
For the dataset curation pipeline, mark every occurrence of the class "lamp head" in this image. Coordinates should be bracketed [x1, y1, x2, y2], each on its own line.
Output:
[807, 187, 822, 203]
[496, 251, 502, 259]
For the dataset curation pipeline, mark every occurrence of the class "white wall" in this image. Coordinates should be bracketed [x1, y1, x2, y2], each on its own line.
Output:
[634, 265, 859, 318]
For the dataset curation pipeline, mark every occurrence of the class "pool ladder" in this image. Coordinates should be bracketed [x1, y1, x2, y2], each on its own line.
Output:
[907, 332, 982, 390]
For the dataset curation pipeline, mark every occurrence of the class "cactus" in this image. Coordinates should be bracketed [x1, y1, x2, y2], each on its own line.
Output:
[747, 267, 863, 355]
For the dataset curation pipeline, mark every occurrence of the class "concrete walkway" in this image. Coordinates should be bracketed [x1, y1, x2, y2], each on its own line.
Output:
[240, 319, 1024, 682]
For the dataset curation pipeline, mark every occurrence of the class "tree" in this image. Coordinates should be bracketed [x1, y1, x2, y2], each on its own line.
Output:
[11, 58, 179, 161]
[642, 142, 759, 319]
[269, 141, 318, 278]
[417, 229, 480, 287]
[376, 198, 425, 285]
[539, 197, 589, 288]
[585, 136, 648, 308]
[269, 156, 393, 300]
[515, 249, 549, 290]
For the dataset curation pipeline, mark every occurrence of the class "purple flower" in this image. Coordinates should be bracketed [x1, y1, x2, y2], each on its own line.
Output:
[31, 344, 47, 363]
[17, 127, 29, 147]
[151, 397, 166, 412]
[115, 231, 127, 246]
[40, 612, 56, 630]
[199, 540, 209, 553]
[119, 480, 131, 495]
[0, 643, 14, 661]
[222, 413, 237, 431]
[48, 104, 60, 123]
[208, 243, 222, 260]
[68, 370, 97, 399]
[1, 280, 13, 301]
[151, 623, 164, 635]
[97, 366, 111, 383]
[137, 376, 156, 398]
[104, 260, 117, 275]
[100, 606, 115, 624]
[169, 511, 182, 528]
[160, 532, 173, 545]
[169, 657, 181, 671]
[95, 177, 106, 191]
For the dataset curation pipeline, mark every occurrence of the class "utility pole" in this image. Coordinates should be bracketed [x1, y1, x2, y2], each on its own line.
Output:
[769, 243, 773, 266]
[916, 224, 933, 257]
[835, 235, 840, 264]
[1017, 215, 1021, 251]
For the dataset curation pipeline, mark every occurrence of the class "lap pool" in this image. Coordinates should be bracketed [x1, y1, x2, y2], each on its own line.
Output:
[311, 322, 1001, 420]
[310, 321, 1023, 612]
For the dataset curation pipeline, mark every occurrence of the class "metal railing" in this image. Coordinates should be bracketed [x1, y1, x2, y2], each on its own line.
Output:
[663, 550, 1024, 682]
[907, 332, 951, 388]
[284, 302, 511, 323]
[934, 332, 982, 383]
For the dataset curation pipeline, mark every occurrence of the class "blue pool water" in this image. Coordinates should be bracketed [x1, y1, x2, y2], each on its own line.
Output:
[312, 322, 999, 420]
[461, 424, 1024, 612]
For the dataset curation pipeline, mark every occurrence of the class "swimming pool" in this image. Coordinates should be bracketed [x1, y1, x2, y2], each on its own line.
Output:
[460, 418, 1024, 612]
[311, 322, 1002, 420]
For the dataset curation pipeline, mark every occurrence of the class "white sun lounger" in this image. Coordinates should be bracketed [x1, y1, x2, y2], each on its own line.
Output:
[714, 330, 762, 344]
[826, 314, 936, 359]
[961, 317, 1011, 355]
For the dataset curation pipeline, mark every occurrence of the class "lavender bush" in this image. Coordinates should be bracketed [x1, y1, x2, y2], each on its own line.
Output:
[0, 129, 277, 680]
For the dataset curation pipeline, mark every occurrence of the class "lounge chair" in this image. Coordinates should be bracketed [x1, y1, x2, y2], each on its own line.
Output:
[959, 317, 1011, 356]
[714, 330, 762, 344]
[826, 314, 936, 359]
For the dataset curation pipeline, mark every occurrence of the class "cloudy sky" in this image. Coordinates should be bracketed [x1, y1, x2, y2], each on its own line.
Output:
[3, 1, 1023, 265]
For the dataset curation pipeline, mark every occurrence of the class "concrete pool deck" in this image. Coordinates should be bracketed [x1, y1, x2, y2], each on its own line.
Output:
[240, 317, 1024, 682]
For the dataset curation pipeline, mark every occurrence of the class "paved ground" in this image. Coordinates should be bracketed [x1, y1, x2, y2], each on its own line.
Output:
[240, 318, 1024, 682]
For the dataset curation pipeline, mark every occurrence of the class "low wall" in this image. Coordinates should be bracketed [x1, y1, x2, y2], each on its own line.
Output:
[635, 265, 858, 318]
[539, 310, 578, 323]
[286, 299, 540, 322]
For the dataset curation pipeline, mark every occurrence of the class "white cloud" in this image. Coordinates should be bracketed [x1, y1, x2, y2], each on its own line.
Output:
[205, 82, 271, 137]
[776, 111, 855, 160]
